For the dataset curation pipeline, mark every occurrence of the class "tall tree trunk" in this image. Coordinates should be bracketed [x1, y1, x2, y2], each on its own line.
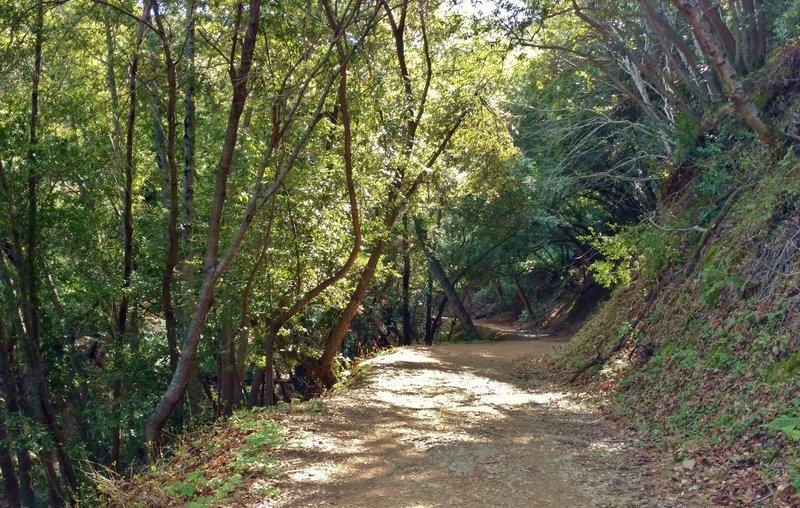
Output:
[739, 0, 759, 71]
[0, 319, 21, 508]
[145, 0, 262, 454]
[697, 0, 740, 69]
[181, 0, 201, 418]
[262, 325, 279, 406]
[727, 0, 747, 72]
[491, 279, 503, 301]
[43, 266, 93, 455]
[0, 416, 20, 508]
[153, 1, 182, 380]
[424, 268, 433, 345]
[241, 199, 275, 409]
[112, 0, 152, 471]
[401, 214, 412, 346]
[16, 5, 78, 502]
[315, 240, 387, 388]
[148, 89, 169, 207]
[264, 0, 366, 390]
[754, 0, 767, 67]
[0, 268, 35, 508]
[511, 274, 534, 317]
[431, 295, 448, 340]
[571, 0, 698, 122]
[103, 8, 122, 152]
[217, 324, 239, 417]
[638, 0, 712, 108]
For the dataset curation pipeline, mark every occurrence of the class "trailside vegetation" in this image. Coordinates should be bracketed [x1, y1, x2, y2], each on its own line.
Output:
[0, 0, 799, 505]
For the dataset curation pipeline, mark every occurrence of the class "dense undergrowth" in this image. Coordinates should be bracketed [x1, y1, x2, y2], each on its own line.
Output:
[555, 49, 800, 505]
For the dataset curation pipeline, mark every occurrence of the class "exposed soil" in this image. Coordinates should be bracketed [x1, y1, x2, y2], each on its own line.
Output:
[261, 327, 700, 507]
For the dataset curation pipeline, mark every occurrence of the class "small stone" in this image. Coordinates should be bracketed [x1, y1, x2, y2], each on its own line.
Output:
[681, 458, 696, 470]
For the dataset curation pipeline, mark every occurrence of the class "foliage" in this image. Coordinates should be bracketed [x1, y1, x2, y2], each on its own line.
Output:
[763, 415, 800, 441]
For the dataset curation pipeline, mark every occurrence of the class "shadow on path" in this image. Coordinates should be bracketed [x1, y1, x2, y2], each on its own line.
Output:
[265, 339, 692, 508]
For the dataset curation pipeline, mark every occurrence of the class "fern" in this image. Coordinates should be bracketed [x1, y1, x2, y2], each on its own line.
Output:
[762, 415, 800, 441]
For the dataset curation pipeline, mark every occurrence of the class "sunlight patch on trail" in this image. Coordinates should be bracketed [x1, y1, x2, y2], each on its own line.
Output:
[271, 340, 673, 508]
[362, 347, 579, 414]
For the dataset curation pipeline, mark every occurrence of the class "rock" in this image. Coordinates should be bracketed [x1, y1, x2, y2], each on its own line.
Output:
[681, 458, 696, 470]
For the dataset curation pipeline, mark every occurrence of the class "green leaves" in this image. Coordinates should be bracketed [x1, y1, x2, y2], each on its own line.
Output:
[762, 415, 800, 441]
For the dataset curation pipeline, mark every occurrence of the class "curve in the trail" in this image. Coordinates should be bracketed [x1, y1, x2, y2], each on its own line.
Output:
[266, 339, 693, 508]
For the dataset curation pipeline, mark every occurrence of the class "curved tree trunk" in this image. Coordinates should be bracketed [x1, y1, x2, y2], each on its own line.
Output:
[673, 0, 778, 147]
[415, 221, 480, 341]
[145, 0, 262, 456]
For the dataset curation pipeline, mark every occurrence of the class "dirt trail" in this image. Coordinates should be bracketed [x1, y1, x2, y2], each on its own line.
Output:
[266, 330, 691, 507]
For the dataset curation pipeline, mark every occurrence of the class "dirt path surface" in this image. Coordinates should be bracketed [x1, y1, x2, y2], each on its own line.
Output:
[267, 334, 691, 507]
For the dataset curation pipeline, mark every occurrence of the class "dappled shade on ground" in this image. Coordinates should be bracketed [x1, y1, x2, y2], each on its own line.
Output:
[268, 339, 691, 507]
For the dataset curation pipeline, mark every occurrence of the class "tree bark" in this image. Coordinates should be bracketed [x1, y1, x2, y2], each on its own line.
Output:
[637, 0, 712, 108]
[16, 5, 78, 501]
[145, 0, 261, 455]
[0, 264, 35, 508]
[424, 268, 433, 345]
[181, 0, 201, 418]
[673, 0, 778, 147]
[511, 274, 534, 317]
[401, 214, 412, 346]
[415, 221, 480, 341]
[153, 1, 182, 379]
[697, 0, 740, 68]
[0, 319, 21, 508]
[112, 0, 152, 471]
[0, 416, 20, 508]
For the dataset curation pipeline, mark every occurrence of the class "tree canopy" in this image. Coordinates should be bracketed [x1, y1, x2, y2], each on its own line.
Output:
[1, 0, 799, 504]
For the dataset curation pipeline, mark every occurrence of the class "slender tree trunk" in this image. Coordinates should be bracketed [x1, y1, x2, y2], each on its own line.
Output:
[316, 240, 387, 388]
[0, 320, 21, 508]
[424, 268, 433, 345]
[638, 0, 711, 108]
[16, 6, 78, 502]
[0, 276, 35, 508]
[218, 324, 238, 417]
[754, 0, 767, 66]
[240, 199, 275, 408]
[43, 266, 93, 455]
[103, 8, 122, 151]
[153, 2, 182, 380]
[418, 244, 480, 340]
[431, 295, 448, 340]
[263, 325, 278, 406]
[739, 0, 759, 71]
[112, 0, 152, 471]
[401, 214, 412, 346]
[182, 0, 201, 418]
[247, 366, 265, 409]
[145, 0, 262, 454]
[0, 416, 20, 508]
[314, 107, 468, 388]
[727, 0, 746, 72]
[148, 90, 169, 207]
[697, 0, 740, 68]
[511, 274, 534, 317]
[266, 0, 366, 390]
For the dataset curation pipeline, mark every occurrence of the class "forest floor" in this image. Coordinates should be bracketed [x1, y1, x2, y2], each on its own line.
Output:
[260, 324, 701, 507]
